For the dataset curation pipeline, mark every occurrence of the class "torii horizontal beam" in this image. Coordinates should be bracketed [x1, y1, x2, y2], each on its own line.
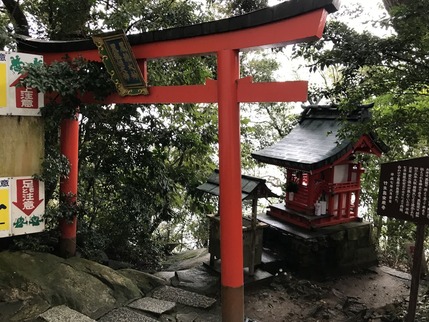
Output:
[79, 78, 308, 104]
[19, 7, 329, 105]
[17, 1, 340, 320]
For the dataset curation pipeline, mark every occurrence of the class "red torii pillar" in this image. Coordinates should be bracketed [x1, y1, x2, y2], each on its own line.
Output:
[59, 117, 79, 257]
[217, 49, 243, 317]
[18, 2, 338, 320]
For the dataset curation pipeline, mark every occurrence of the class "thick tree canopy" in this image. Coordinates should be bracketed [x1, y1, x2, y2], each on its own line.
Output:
[382, 0, 408, 13]
[294, 0, 429, 149]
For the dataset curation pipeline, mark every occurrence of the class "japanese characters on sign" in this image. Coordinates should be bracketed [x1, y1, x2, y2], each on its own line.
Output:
[0, 52, 43, 116]
[16, 86, 38, 109]
[108, 40, 141, 85]
[0, 53, 6, 108]
[92, 31, 149, 96]
[0, 178, 11, 237]
[0, 52, 45, 237]
[11, 177, 45, 235]
[0, 177, 45, 237]
[378, 157, 429, 224]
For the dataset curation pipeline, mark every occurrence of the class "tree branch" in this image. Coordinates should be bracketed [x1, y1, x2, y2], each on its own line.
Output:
[1, 0, 29, 36]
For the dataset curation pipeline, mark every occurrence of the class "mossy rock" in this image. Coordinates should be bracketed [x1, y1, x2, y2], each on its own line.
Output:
[0, 251, 142, 321]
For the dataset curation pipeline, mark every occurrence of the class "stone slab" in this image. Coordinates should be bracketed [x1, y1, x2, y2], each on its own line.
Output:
[176, 312, 199, 322]
[128, 297, 175, 315]
[38, 305, 96, 322]
[194, 313, 221, 322]
[170, 266, 219, 294]
[163, 248, 210, 271]
[152, 286, 216, 309]
[97, 307, 158, 322]
[376, 265, 411, 280]
[153, 271, 175, 282]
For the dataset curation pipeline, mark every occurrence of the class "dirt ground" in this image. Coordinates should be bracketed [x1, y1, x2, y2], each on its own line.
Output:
[163, 249, 429, 321]
[243, 266, 428, 322]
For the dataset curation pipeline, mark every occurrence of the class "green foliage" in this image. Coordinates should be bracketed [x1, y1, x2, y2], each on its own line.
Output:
[0, 12, 12, 49]
[293, 1, 429, 105]
[23, 0, 95, 39]
[97, 0, 204, 33]
[149, 56, 215, 86]
[1, 0, 206, 43]
[76, 101, 218, 265]
[240, 52, 299, 175]
[10, 230, 60, 253]
[22, 58, 114, 101]
[207, 0, 268, 16]
[0, 0, 229, 267]
[1, 0, 297, 269]
[20, 52, 219, 266]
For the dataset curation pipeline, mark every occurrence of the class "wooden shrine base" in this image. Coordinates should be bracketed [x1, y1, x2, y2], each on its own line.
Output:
[268, 203, 360, 229]
[258, 213, 378, 279]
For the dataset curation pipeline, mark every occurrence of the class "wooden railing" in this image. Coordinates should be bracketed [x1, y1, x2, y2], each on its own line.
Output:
[329, 182, 360, 193]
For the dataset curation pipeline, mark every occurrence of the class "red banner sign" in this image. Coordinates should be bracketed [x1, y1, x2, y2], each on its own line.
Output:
[12, 178, 44, 216]
[15, 87, 38, 109]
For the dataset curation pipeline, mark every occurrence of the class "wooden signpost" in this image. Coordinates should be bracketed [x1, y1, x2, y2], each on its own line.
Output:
[0, 52, 46, 238]
[378, 156, 429, 322]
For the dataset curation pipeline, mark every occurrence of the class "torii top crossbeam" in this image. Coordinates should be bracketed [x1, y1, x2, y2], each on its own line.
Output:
[17, 0, 339, 320]
[18, 0, 338, 106]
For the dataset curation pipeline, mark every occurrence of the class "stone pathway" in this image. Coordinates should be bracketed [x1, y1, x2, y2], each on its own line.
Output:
[98, 307, 159, 322]
[152, 286, 217, 309]
[38, 285, 220, 322]
[38, 305, 96, 322]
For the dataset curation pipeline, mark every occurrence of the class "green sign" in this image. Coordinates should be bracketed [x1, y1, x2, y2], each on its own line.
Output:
[92, 31, 149, 96]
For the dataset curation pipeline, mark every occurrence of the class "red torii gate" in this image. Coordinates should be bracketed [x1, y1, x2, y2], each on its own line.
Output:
[18, 0, 339, 320]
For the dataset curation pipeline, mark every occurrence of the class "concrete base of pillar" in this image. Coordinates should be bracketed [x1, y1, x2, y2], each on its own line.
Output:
[59, 237, 76, 258]
[221, 285, 244, 321]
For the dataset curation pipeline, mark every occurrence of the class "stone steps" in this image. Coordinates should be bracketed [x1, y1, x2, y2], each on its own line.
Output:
[38, 285, 219, 322]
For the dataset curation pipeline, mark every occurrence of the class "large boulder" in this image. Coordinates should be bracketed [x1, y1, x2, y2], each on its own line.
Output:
[0, 251, 142, 321]
[159, 249, 219, 295]
[162, 248, 210, 271]
[117, 268, 169, 294]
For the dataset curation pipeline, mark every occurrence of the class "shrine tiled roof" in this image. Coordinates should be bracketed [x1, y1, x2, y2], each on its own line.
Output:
[251, 104, 388, 171]
[197, 170, 278, 201]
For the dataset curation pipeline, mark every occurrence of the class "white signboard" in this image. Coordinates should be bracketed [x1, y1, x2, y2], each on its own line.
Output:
[10, 177, 45, 235]
[0, 52, 44, 116]
[0, 177, 45, 237]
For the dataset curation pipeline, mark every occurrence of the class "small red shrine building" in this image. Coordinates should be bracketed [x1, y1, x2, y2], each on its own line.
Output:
[252, 104, 388, 229]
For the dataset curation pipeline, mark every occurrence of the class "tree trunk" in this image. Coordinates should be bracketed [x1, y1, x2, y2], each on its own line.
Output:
[1, 0, 29, 36]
